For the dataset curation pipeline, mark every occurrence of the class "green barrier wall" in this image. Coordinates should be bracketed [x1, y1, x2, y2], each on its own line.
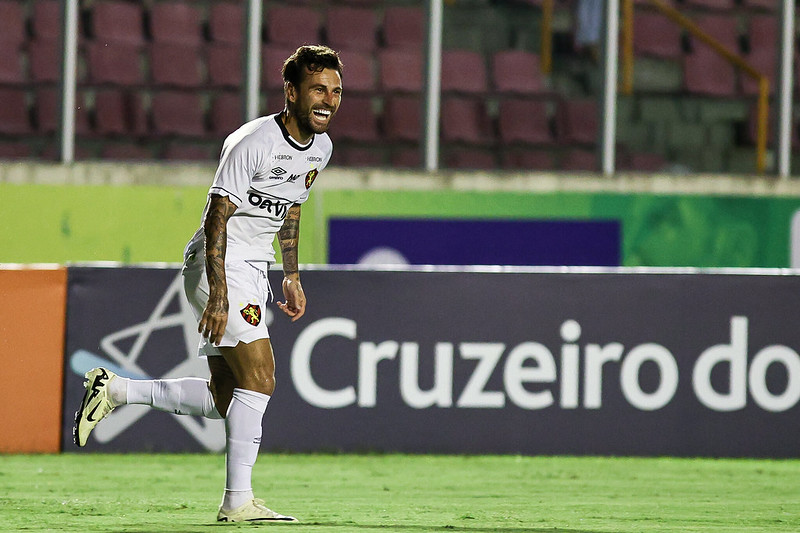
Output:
[2, 182, 799, 267]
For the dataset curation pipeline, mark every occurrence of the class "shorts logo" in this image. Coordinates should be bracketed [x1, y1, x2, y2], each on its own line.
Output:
[305, 169, 318, 189]
[240, 304, 261, 326]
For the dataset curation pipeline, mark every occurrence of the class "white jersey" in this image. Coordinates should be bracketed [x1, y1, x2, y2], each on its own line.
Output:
[185, 113, 333, 263]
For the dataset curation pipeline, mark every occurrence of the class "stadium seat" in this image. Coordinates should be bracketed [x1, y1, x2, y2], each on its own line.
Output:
[557, 98, 598, 145]
[100, 142, 153, 160]
[337, 50, 376, 94]
[390, 146, 421, 168]
[491, 50, 546, 94]
[0, 142, 33, 159]
[683, 0, 735, 10]
[86, 43, 144, 85]
[151, 91, 206, 137]
[34, 88, 90, 135]
[325, 6, 378, 52]
[209, 92, 243, 137]
[29, 40, 61, 83]
[633, 11, 682, 60]
[683, 46, 737, 96]
[93, 90, 127, 136]
[741, 15, 778, 96]
[498, 99, 553, 145]
[336, 144, 387, 167]
[0, 89, 32, 135]
[149, 1, 203, 47]
[441, 50, 488, 95]
[378, 48, 424, 93]
[382, 6, 425, 49]
[0, 1, 26, 48]
[90, 0, 146, 46]
[32, 0, 61, 42]
[327, 95, 379, 143]
[560, 149, 597, 171]
[261, 45, 296, 90]
[443, 146, 497, 170]
[620, 152, 669, 172]
[207, 45, 243, 89]
[149, 44, 204, 88]
[742, 0, 775, 10]
[209, 2, 244, 45]
[0, 48, 25, 85]
[265, 5, 322, 47]
[383, 95, 422, 142]
[440, 96, 493, 145]
[501, 148, 556, 170]
[689, 14, 740, 53]
[163, 142, 215, 161]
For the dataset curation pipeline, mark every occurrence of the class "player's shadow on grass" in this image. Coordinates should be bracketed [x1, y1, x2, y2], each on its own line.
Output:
[280, 523, 609, 532]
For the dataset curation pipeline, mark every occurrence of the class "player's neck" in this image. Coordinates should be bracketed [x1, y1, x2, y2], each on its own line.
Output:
[280, 110, 313, 145]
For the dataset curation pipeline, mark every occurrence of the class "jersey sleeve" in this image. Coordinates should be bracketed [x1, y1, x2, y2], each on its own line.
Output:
[209, 134, 269, 207]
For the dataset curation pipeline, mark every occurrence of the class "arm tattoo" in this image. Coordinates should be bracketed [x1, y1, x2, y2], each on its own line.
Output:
[279, 204, 302, 278]
[203, 195, 236, 295]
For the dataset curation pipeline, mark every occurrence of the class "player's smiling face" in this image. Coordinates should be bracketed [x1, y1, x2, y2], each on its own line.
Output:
[287, 67, 342, 141]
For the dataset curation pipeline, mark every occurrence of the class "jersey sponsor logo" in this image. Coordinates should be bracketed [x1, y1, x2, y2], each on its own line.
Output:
[269, 167, 287, 180]
[248, 190, 290, 218]
[286, 173, 301, 183]
[240, 303, 261, 326]
[305, 169, 319, 189]
[306, 156, 323, 163]
[273, 154, 293, 161]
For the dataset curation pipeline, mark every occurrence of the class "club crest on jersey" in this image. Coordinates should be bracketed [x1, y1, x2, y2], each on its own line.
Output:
[240, 303, 261, 326]
[305, 169, 319, 189]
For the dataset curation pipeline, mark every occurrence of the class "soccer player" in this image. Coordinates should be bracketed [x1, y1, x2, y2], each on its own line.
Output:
[73, 45, 344, 523]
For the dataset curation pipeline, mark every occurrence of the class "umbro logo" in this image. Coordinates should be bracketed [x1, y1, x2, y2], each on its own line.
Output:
[269, 167, 287, 180]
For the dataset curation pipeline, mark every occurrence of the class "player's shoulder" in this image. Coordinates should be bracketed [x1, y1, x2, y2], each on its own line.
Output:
[314, 131, 333, 155]
[225, 114, 281, 150]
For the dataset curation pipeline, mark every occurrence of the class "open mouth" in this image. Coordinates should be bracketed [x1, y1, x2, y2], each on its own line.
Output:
[312, 108, 332, 121]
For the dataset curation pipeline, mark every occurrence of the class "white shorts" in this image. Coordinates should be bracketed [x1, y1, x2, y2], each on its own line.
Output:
[182, 252, 272, 357]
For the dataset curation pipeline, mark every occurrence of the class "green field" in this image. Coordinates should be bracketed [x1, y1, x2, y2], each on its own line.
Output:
[1, 453, 797, 532]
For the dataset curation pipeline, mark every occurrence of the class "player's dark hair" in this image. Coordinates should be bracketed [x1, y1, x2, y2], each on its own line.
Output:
[282, 45, 343, 88]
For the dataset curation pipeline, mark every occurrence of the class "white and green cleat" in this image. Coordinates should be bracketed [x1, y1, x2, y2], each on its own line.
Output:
[217, 499, 298, 523]
[73, 367, 118, 447]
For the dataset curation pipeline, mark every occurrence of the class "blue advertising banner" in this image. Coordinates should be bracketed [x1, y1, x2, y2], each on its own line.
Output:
[328, 218, 621, 266]
[64, 265, 800, 457]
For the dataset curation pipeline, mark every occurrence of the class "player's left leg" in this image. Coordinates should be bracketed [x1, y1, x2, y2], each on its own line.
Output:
[213, 338, 297, 523]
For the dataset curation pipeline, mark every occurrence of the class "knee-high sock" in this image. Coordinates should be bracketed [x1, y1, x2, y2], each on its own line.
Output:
[222, 388, 270, 510]
[111, 377, 222, 419]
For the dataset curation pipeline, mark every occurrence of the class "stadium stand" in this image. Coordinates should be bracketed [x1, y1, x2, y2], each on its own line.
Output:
[209, 2, 244, 45]
[326, 95, 379, 143]
[498, 99, 553, 145]
[325, 6, 379, 52]
[378, 48, 424, 93]
[741, 14, 778, 96]
[0, 48, 25, 86]
[0, 1, 26, 49]
[0, 88, 32, 135]
[90, 0, 146, 46]
[264, 5, 321, 47]
[86, 43, 144, 86]
[440, 50, 489, 95]
[491, 50, 546, 95]
[206, 45, 242, 89]
[31, 0, 62, 42]
[683, 46, 737, 96]
[440, 96, 493, 146]
[633, 10, 682, 60]
[336, 50, 376, 94]
[381, 6, 425, 49]
[150, 91, 206, 137]
[558, 98, 598, 146]
[149, 1, 203, 47]
[383, 95, 422, 142]
[149, 44, 205, 88]
[209, 92, 243, 137]
[501, 148, 556, 170]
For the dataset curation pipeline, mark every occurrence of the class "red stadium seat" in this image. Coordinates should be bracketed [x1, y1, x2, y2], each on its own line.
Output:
[209, 2, 244, 45]
[29, 40, 61, 83]
[558, 98, 598, 145]
[633, 11, 682, 60]
[0, 1, 26, 48]
[91, 0, 145, 46]
[207, 45, 243, 89]
[261, 45, 296, 90]
[325, 6, 378, 52]
[336, 144, 387, 167]
[101, 142, 153, 160]
[327, 95, 379, 143]
[164, 142, 215, 161]
[441, 50, 488, 95]
[560, 149, 597, 171]
[32, 0, 61, 42]
[491, 50, 546, 94]
[378, 48, 424, 93]
[683, 0, 735, 10]
[498, 99, 553, 145]
[149, 44, 204, 88]
[443, 146, 497, 170]
[683, 46, 737, 96]
[151, 91, 206, 137]
[742, 15, 778, 96]
[86, 43, 144, 85]
[0, 89, 32, 135]
[690, 14, 740, 53]
[440, 96, 493, 145]
[382, 6, 425, 49]
[150, 1, 203, 47]
[93, 90, 127, 136]
[0, 48, 25, 85]
[265, 6, 321, 47]
[390, 146, 421, 168]
[210, 92, 243, 137]
[337, 50, 376, 93]
[34, 88, 90, 135]
[501, 148, 556, 170]
[383, 95, 422, 142]
[0, 142, 33, 159]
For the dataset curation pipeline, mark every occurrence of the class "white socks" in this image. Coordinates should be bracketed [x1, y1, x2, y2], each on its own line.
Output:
[222, 388, 270, 510]
[110, 376, 222, 419]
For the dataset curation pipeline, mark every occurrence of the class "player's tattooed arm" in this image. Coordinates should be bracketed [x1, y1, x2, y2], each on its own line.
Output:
[200, 194, 237, 344]
[278, 204, 301, 279]
[277, 204, 306, 322]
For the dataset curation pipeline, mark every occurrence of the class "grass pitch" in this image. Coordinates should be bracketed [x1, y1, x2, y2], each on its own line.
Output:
[1, 453, 797, 532]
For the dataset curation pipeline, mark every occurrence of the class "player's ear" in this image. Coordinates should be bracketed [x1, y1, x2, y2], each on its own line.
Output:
[285, 82, 297, 104]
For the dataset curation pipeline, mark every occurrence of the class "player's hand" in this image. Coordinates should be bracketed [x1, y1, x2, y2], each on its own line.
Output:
[277, 276, 306, 322]
[199, 292, 228, 345]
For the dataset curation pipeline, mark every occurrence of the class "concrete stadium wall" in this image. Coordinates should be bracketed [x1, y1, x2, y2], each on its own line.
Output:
[4, 161, 800, 267]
